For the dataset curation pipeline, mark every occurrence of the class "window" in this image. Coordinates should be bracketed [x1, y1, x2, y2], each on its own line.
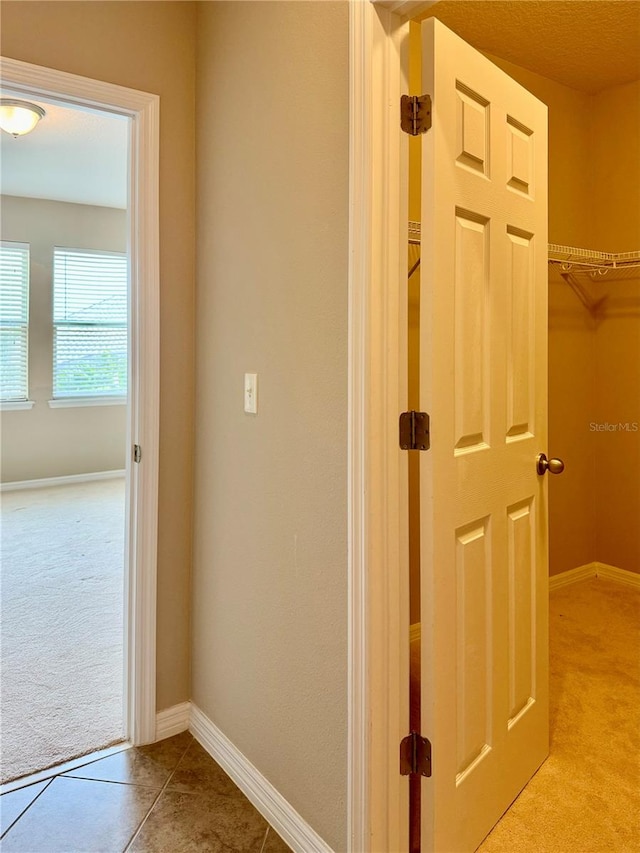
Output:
[53, 248, 128, 399]
[0, 242, 30, 402]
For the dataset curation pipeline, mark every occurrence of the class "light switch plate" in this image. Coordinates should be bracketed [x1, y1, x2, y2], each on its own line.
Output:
[244, 373, 258, 414]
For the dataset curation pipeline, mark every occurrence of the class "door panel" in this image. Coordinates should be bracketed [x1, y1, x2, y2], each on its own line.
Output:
[419, 19, 549, 853]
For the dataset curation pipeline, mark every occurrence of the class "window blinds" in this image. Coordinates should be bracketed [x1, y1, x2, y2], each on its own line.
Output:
[0, 242, 30, 402]
[53, 248, 128, 398]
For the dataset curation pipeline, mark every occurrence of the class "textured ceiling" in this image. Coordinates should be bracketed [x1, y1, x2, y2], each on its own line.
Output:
[0, 96, 128, 208]
[420, 1, 640, 93]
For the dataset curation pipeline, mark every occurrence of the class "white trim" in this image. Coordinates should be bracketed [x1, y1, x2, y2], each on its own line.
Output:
[0, 58, 159, 118]
[347, 3, 369, 849]
[549, 564, 598, 591]
[190, 705, 333, 853]
[155, 701, 191, 741]
[549, 562, 640, 590]
[0, 469, 125, 492]
[124, 68, 160, 748]
[0, 400, 35, 411]
[594, 562, 640, 588]
[348, 3, 409, 851]
[0, 56, 160, 748]
[0, 240, 30, 251]
[373, 0, 438, 19]
[48, 397, 126, 409]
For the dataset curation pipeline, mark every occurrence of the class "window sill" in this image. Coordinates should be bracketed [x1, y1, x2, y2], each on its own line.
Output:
[0, 400, 36, 411]
[48, 397, 127, 409]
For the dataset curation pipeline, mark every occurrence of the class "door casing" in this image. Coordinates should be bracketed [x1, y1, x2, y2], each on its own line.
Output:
[0, 56, 160, 746]
[347, 3, 412, 851]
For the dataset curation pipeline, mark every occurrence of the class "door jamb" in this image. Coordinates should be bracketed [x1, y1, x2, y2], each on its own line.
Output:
[0, 57, 160, 746]
[348, 3, 410, 850]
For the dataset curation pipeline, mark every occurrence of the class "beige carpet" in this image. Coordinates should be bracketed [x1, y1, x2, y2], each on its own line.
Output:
[477, 577, 640, 852]
[0, 479, 125, 783]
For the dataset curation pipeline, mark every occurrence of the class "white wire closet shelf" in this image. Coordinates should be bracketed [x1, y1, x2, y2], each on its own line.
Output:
[548, 244, 640, 281]
[408, 224, 640, 283]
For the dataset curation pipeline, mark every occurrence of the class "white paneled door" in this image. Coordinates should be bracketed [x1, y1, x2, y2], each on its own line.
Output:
[418, 19, 549, 852]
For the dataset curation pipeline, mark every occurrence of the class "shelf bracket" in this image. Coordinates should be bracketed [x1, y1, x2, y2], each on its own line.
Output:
[561, 272, 608, 316]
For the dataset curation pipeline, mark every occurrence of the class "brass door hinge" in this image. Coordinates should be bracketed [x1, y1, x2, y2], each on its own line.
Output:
[399, 411, 430, 451]
[401, 94, 432, 136]
[400, 731, 432, 777]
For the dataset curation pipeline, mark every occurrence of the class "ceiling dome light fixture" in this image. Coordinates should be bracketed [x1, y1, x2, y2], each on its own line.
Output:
[0, 99, 46, 137]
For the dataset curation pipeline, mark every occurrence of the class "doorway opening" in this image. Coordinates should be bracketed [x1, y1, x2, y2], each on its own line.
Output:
[0, 57, 160, 783]
[0, 95, 130, 782]
[404, 6, 640, 853]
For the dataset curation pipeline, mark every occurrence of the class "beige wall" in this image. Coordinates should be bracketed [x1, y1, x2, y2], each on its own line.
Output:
[545, 274, 597, 575]
[591, 81, 640, 573]
[193, 3, 348, 849]
[591, 81, 640, 252]
[1, 196, 127, 483]
[1, 0, 196, 710]
[593, 280, 640, 573]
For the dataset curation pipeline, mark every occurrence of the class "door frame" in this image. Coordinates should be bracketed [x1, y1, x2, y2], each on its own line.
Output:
[0, 56, 160, 746]
[349, 3, 550, 851]
[347, 1, 439, 850]
[347, 3, 408, 850]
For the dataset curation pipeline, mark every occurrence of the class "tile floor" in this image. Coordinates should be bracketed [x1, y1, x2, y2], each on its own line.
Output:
[0, 732, 292, 852]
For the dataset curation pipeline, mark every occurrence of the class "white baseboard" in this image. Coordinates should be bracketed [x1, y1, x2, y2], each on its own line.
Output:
[156, 701, 191, 741]
[594, 561, 640, 588]
[0, 469, 126, 492]
[550, 561, 640, 591]
[190, 704, 333, 853]
[549, 563, 597, 590]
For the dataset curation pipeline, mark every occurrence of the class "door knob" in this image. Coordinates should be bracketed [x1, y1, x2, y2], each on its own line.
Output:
[536, 453, 565, 475]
